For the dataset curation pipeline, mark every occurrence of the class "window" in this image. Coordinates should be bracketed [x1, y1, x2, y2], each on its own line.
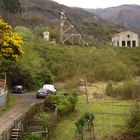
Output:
[122, 41, 125, 46]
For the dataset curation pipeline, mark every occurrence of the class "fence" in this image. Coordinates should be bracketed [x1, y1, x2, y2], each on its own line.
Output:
[87, 99, 133, 140]
[0, 102, 44, 140]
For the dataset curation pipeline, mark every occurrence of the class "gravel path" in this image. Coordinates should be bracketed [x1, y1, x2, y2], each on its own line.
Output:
[0, 93, 41, 134]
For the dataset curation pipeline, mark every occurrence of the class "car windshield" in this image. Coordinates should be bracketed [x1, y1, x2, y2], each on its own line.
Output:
[43, 84, 55, 89]
[38, 88, 47, 92]
[14, 85, 22, 89]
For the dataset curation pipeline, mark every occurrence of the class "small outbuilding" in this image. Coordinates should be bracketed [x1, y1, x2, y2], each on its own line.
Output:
[43, 31, 50, 41]
[112, 31, 139, 47]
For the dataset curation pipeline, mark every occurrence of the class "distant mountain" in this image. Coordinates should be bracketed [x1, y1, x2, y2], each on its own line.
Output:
[0, 0, 124, 43]
[87, 5, 140, 32]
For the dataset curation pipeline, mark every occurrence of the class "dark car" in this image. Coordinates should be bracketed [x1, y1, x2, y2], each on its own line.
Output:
[36, 88, 49, 99]
[12, 85, 26, 94]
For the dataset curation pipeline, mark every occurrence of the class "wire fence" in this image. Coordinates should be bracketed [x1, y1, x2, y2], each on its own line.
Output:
[94, 100, 132, 140]
[78, 97, 134, 140]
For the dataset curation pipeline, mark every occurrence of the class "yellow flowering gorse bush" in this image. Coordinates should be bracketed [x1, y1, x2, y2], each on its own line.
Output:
[0, 17, 24, 61]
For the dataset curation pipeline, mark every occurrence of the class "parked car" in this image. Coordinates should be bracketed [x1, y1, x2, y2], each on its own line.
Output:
[36, 88, 49, 99]
[43, 84, 57, 94]
[12, 85, 26, 94]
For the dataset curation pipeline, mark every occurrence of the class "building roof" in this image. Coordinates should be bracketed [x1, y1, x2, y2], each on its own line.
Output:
[113, 31, 138, 38]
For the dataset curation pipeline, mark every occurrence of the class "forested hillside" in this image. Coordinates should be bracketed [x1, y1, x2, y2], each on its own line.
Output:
[1, 26, 139, 89]
[87, 4, 140, 33]
[0, 0, 124, 43]
[0, 0, 139, 89]
[0, 1, 140, 140]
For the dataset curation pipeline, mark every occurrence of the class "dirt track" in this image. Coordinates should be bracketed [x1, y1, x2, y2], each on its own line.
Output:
[0, 93, 41, 134]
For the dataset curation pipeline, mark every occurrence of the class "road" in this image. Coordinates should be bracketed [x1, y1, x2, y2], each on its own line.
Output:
[0, 93, 41, 135]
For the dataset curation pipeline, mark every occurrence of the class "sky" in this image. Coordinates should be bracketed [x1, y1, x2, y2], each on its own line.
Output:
[53, 0, 140, 9]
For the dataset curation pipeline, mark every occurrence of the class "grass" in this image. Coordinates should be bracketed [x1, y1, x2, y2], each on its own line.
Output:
[50, 95, 133, 140]
[0, 95, 16, 116]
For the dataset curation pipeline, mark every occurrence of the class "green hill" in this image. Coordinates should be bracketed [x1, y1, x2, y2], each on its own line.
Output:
[0, 0, 124, 44]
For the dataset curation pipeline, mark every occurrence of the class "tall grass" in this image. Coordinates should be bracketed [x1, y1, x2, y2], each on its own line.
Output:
[125, 103, 140, 139]
[106, 81, 140, 99]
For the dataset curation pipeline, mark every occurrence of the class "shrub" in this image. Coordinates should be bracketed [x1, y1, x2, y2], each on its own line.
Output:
[106, 81, 140, 99]
[36, 45, 138, 82]
[67, 92, 78, 104]
[75, 112, 95, 140]
[83, 112, 95, 121]
[47, 95, 60, 102]
[57, 92, 78, 116]
[42, 113, 57, 138]
[57, 99, 70, 115]
[24, 134, 42, 140]
[126, 103, 140, 138]
[44, 95, 60, 111]
[106, 81, 113, 96]
[44, 92, 78, 116]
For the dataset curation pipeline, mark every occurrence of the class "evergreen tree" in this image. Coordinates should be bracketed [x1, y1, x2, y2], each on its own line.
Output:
[2, 0, 21, 13]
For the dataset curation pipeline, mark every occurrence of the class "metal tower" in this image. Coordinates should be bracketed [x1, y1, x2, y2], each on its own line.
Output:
[59, 12, 82, 45]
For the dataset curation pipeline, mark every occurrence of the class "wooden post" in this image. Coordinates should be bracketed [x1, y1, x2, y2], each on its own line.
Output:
[79, 78, 89, 104]
[85, 87, 89, 104]
[84, 79, 89, 104]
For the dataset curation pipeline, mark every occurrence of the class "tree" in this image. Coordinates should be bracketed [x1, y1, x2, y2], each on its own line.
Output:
[1, 0, 21, 13]
[75, 117, 86, 140]
[14, 26, 53, 89]
[83, 112, 94, 131]
[75, 113, 95, 140]
[0, 17, 24, 61]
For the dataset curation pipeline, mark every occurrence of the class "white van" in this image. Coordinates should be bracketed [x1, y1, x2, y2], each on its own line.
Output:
[43, 84, 56, 94]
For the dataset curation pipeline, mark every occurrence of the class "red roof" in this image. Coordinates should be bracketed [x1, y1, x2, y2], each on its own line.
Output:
[0, 79, 6, 87]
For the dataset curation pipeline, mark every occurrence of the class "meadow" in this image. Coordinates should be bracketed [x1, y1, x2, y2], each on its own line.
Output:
[50, 95, 133, 140]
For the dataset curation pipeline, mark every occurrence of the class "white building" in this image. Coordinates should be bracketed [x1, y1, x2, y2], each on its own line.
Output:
[112, 31, 139, 47]
[43, 31, 50, 41]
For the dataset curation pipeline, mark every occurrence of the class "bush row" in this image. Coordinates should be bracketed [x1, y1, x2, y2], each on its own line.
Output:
[56, 93, 78, 116]
[2, 26, 140, 90]
[106, 81, 140, 99]
[126, 103, 140, 139]
[44, 92, 78, 114]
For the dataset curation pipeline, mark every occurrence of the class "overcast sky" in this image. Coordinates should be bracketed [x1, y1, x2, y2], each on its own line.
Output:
[53, 0, 140, 8]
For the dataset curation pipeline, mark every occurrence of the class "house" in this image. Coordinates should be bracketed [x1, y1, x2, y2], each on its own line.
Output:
[112, 31, 139, 47]
[0, 79, 7, 107]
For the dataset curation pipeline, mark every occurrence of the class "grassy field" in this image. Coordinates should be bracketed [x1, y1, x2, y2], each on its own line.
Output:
[50, 95, 133, 140]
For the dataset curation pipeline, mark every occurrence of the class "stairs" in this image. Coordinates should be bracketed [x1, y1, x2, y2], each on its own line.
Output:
[10, 129, 23, 140]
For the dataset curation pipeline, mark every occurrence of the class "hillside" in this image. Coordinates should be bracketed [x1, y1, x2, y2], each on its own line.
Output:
[0, 0, 124, 43]
[88, 4, 140, 33]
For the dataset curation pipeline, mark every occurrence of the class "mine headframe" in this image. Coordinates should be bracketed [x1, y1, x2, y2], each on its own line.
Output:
[59, 11, 88, 45]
